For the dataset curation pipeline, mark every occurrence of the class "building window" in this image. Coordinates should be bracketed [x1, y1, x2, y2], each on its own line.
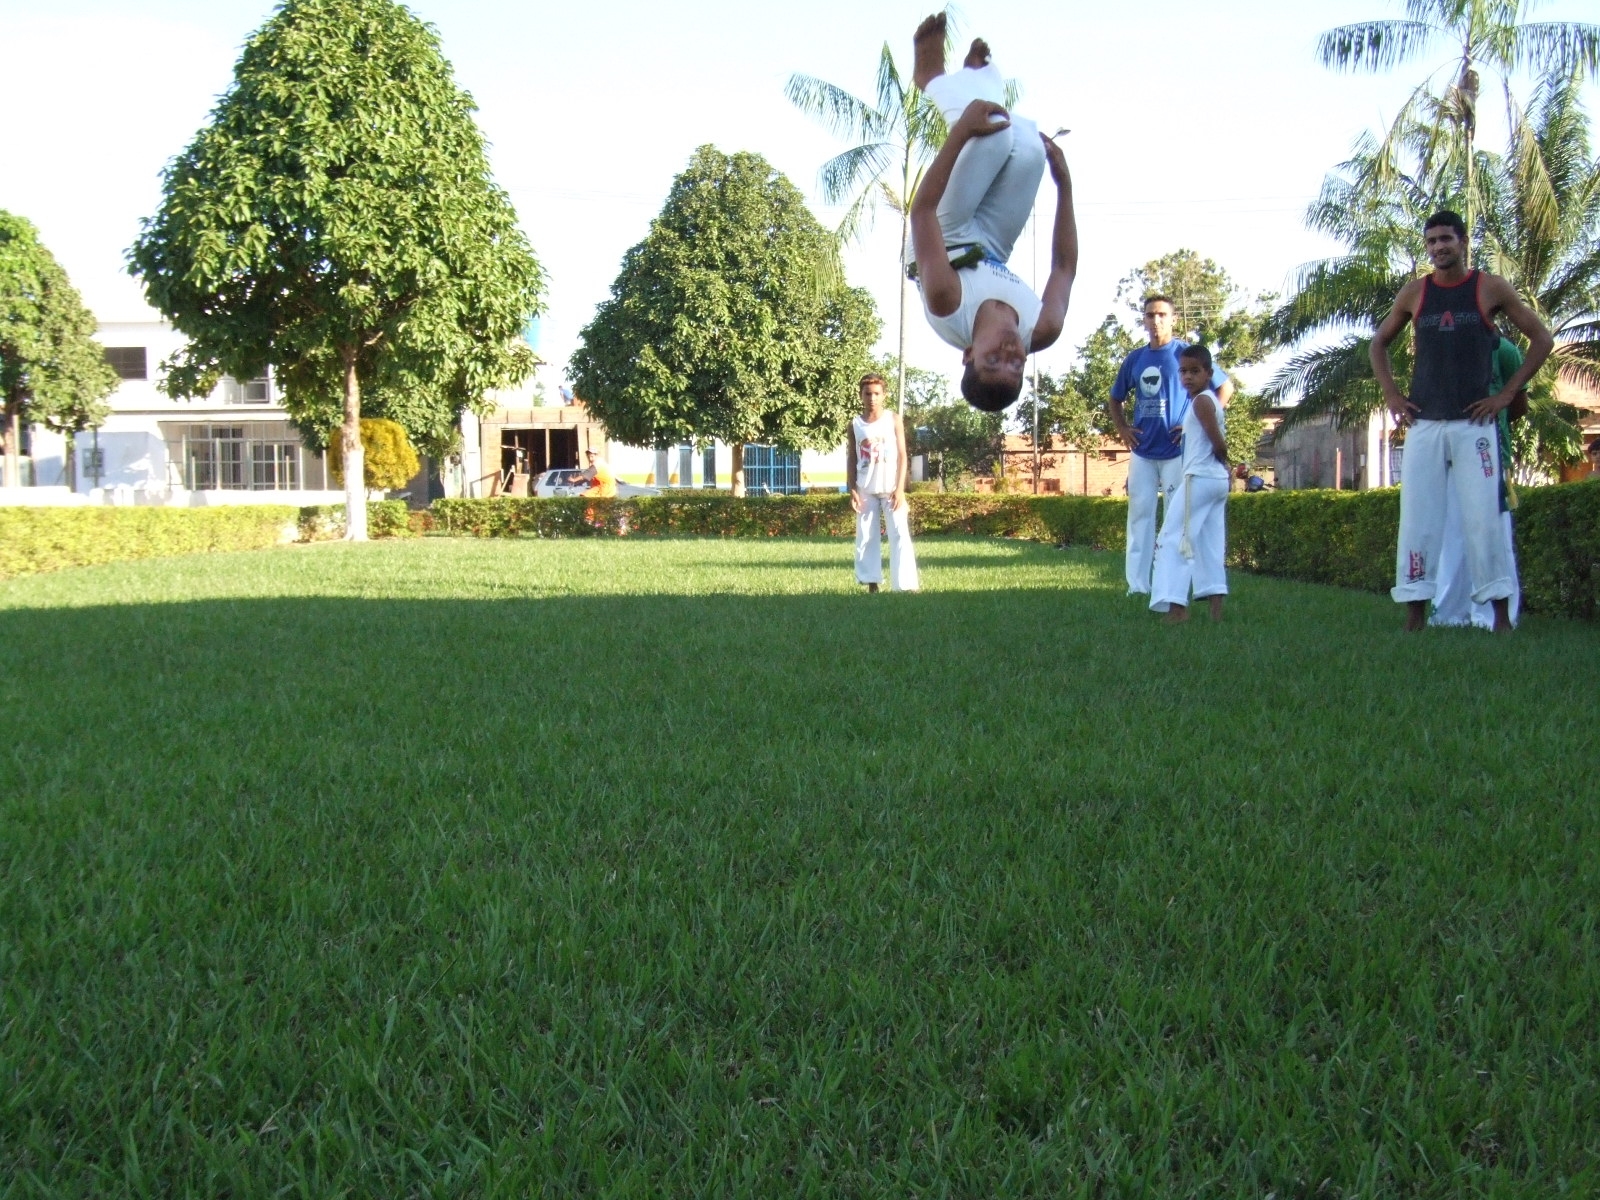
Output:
[218, 375, 271, 405]
[104, 347, 147, 380]
[742, 444, 801, 495]
[677, 444, 695, 488]
[702, 446, 717, 488]
[173, 424, 306, 491]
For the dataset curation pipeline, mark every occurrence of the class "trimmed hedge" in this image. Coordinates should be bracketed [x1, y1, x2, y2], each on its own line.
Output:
[430, 492, 1130, 546]
[1227, 483, 1600, 619]
[7, 487, 1593, 618]
[0, 499, 415, 580]
[0, 505, 299, 579]
[1227, 489, 1400, 594]
[297, 500, 412, 541]
[1514, 481, 1600, 620]
[432, 486, 1600, 620]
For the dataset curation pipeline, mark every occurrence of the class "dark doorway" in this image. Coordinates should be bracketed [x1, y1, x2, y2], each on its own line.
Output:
[549, 427, 579, 469]
[501, 428, 548, 479]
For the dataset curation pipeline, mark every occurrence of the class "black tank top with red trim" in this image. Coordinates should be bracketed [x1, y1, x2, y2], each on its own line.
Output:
[1410, 270, 1498, 421]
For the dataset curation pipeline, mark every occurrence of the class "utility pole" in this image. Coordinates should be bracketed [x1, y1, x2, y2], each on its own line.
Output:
[1030, 213, 1041, 493]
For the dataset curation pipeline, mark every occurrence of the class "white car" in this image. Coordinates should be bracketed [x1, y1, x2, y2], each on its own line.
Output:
[532, 469, 660, 498]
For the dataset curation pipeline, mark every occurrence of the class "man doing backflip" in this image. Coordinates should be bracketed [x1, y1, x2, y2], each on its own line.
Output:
[1370, 210, 1552, 633]
[909, 13, 1077, 413]
[848, 373, 919, 593]
[1110, 294, 1234, 596]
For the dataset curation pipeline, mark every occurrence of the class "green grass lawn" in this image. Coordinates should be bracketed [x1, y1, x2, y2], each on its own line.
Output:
[2, 537, 1596, 1198]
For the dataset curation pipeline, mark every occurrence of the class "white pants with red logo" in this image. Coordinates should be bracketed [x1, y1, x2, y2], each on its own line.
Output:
[1126, 452, 1185, 594]
[1392, 419, 1514, 605]
[855, 494, 919, 591]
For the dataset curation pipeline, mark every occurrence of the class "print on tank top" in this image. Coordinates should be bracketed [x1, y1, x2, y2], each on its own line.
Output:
[1410, 270, 1498, 422]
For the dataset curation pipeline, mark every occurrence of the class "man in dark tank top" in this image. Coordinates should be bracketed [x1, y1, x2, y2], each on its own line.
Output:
[1369, 210, 1553, 633]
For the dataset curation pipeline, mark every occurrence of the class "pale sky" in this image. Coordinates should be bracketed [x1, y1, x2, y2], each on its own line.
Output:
[2, 0, 1595, 393]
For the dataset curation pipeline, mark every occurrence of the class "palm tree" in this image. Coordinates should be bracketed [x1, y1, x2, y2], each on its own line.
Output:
[1478, 67, 1600, 456]
[1267, 71, 1599, 469]
[1318, 0, 1599, 240]
[785, 33, 950, 410]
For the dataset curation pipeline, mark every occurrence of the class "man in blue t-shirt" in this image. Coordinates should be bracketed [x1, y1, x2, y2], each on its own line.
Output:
[1109, 294, 1233, 595]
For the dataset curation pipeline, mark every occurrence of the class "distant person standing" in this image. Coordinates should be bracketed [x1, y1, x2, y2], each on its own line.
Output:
[1370, 209, 1552, 632]
[848, 373, 919, 593]
[1109, 295, 1233, 595]
[1150, 345, 1230, 623]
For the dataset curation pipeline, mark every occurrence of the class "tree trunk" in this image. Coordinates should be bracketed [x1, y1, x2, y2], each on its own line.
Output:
[2, 398, 19, 490]
[341, 346, 367, 541]
[897, 211, 909, 410]
[730, 443, 745, 497]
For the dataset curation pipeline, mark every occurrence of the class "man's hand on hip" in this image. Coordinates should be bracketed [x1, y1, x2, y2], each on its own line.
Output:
[1465, 392, 1512, 424]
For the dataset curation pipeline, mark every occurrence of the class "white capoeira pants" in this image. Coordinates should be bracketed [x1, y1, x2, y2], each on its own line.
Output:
[1431, 509, 1520, 629]
[1150, 474, 1229, 613]
[1125, 452, 1184, 594]
[855, 494, 919, 591]
[1392, 419, 1515, 606]
[922, 65, 1045, 264]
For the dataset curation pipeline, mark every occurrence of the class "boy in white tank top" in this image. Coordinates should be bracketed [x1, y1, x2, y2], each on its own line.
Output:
[848, 373, 919, 592]
[908, 13, 1078, 414]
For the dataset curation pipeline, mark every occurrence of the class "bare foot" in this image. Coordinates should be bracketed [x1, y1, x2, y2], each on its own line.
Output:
[1163, 604, 1189, 624]
[964, 38, 991, 69]
[912, 13, 947, 91]
[1207, 595, 1224, 622]
[1404, 600, 1427, 632]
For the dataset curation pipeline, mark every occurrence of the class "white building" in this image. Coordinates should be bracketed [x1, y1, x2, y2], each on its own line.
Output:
[6, 317, 853, 506]
[16, 319, 344, 507]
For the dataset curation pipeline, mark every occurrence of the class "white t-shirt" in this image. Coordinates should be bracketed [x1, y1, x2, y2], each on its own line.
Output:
[852, 411, 900, 494]
[922, 260, 1041, 352]
[1180, 389, 1229, 479]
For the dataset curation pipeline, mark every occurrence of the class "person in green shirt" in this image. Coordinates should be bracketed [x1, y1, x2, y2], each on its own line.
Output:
[1430, 336, 1524, 629]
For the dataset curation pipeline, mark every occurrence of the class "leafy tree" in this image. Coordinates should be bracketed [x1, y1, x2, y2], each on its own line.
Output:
[912, 401, 1004, 489]
[570, 146, 880, 495]
[1116, 250, 1278, 368]
[878, 355, 951, 419]
[328, 417, 421, 492]
[1223, 392, 1270, 470]
[1318, 0, 1599, 237]
[129, 0, 543, 539]
[1058, 314, 1138, 447]
[0, 212, 118, 488]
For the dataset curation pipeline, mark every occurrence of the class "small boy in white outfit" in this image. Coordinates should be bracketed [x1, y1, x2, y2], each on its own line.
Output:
[849, 373, 919, 593]
[909, 13, 1077, 413]
[1150, 344, 1229, 623]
